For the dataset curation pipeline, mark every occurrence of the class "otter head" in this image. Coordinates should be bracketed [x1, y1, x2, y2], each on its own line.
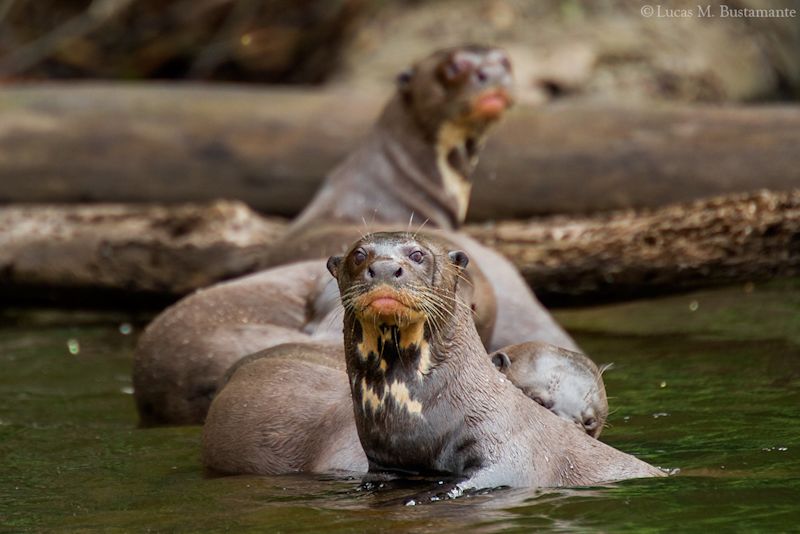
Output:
[327, 232, 470, 419]
[397, 45, 515, 136]
[393, 45, 515, 225]
[327, 232, 469, 331]
[491, 342, 609, 438]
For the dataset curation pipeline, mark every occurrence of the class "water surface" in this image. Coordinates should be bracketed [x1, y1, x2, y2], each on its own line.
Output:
[1, 280, 799, 532]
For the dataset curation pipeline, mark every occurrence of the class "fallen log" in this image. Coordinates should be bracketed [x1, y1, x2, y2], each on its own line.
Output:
[0, 201, 286, 305]
[471, 190, 800, 305]
[0, 84, 798, 219]
[2, 190, 798, 307]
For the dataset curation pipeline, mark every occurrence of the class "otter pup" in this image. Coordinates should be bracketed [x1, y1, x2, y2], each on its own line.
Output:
[204, 233, 664, 487]
[490, 342, 609, 438]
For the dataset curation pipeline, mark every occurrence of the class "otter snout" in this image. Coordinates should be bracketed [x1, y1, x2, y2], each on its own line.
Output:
[366, 259, 407, 283]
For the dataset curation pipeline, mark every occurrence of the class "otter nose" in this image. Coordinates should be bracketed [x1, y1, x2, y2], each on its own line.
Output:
[366, 259, 405, 282]
[478, 61, 508, 84]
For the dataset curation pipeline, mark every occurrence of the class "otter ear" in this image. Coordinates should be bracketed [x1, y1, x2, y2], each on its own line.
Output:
[448, 250, 469, 269]
[491, 351, 511, 371]
[396, 68, 413, 93]
[326, 256, 343, 278]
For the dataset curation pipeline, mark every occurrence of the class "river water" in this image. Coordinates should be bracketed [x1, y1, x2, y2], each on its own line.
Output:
[2, 280, 799, 532]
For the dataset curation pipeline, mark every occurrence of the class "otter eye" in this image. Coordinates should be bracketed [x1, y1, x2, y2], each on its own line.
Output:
[353, 249, 367, 265]
[441, 56, 474, 84]
[409, 250, 424, 264]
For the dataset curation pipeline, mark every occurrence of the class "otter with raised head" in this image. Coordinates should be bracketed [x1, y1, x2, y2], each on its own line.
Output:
[490, 342, 609, 438]
[284, 45, 514, 239]
[203, 232, 664, 488]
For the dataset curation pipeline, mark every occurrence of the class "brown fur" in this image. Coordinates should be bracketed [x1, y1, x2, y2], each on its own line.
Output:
[203, 233, 664, 487]
[491, 342, 609, 438]
[133, 261, 334, 426]
[202, 342, 366, 475]
[332, 232, 663, 488]
[133, 254, 494, 425]
[134, 45, 572, 426]
[286, 45, 514, 235]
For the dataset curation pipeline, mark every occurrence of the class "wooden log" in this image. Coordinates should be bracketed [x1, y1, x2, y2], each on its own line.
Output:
[0, 84, 798, 219]
[0, 201, 286, 305]
[2, 190, 798, 306]
[470, 190, 800, 305]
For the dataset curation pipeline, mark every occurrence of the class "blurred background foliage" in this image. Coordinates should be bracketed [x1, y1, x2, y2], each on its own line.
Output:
[0, 0, 798, 103]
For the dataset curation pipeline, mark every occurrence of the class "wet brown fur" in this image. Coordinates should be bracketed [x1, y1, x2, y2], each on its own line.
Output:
[203, 233, 664, 487]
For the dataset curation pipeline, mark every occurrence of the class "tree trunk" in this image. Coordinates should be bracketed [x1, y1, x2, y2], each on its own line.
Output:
[0, 84, 798, 220]
[2, 190, 798, 306]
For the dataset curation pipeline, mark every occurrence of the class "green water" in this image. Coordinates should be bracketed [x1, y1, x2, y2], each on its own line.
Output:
[1, 280, 799, 533]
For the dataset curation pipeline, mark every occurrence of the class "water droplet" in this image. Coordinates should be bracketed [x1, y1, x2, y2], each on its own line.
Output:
[119, 323, 133, 335]
[120, 386, 134, 395]
[778, 447, 788, 451]
[652, 412, 670, 419]
[67, 339, 80, 355]
[689, 301, 699, 312]
[660, 381, 667, 388]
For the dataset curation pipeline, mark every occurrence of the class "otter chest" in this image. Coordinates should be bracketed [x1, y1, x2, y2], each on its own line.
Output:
[349, 320, 431, 419]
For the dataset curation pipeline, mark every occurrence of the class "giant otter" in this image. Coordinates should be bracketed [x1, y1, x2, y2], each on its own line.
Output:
[203, 233, 663, 487]
[490, 342, 609, 438]
[285, 45, 514, 236]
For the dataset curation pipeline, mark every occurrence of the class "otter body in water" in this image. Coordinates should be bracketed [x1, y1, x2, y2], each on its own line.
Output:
[491, 342, 609, 438]
[204, 233, 664, 488]
[203, 342, 603, 475]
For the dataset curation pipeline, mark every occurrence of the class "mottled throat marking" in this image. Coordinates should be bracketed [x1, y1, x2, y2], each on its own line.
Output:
[353, 319, 432, 417]
[435, 121, 481, 223]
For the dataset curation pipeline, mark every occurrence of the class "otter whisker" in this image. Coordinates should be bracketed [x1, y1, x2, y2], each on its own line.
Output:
[411, 218, 430, 239]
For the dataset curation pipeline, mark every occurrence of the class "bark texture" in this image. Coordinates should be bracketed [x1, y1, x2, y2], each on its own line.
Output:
[2, 190, 798, 306]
